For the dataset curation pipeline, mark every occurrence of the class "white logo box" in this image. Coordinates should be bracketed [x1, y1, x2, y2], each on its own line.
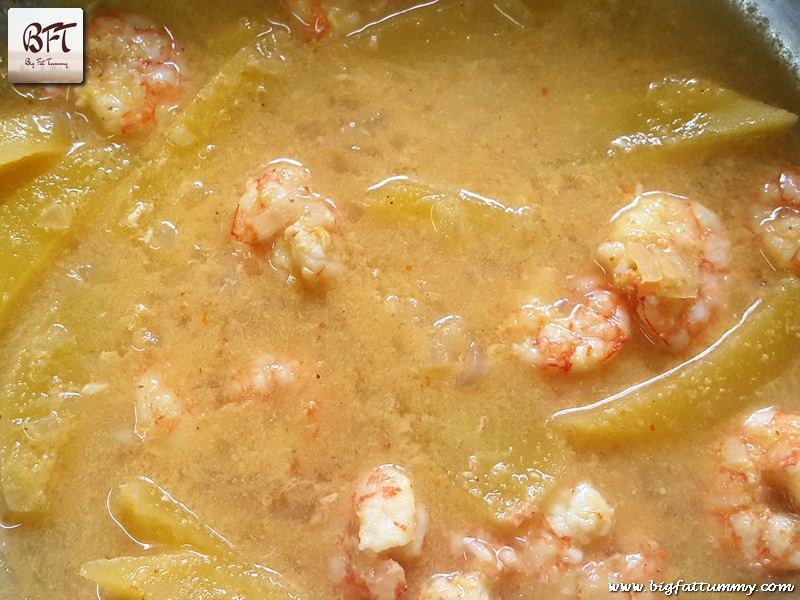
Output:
[7, 8, 83, 84]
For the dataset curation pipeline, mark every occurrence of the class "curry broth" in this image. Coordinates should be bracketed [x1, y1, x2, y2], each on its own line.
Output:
[2, 0, 800, 598]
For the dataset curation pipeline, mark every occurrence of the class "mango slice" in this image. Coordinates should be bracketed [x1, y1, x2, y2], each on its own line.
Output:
[551, 278, 800, 443]
[0, 114, 70, 176]
[165, 33, 288, 153]
[0, 141, 129, 327]
[0, 316, 81, 514]
[456, 440, 565, 524]
[610, 77, 798, 155]
[363, 177, 537, 243]
[417, 386, 569, 523]
[81, 553, 299, 600]
[1, 415, 68, 513]
[82, 479, 302, 599]
[110, 478, 236, 559]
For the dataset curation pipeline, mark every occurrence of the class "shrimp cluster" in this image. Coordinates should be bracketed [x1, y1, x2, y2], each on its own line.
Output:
[452, 483, 664, 599]
[511, 277, 631, 372]
[74, 14, 184, 135]
[129, 354, 302, 442]
[596, 192, 730, 352]
[754, 168, 800, 273]
[231, 161, 344, 287]
[331, 465, 427, 600]
[708, 409, 800, 574]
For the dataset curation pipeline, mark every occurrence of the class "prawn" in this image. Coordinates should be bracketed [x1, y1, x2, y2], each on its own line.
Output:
[579, 542, 666, 600]
[273, 199, 343, 285]
[354, 465, 422, 554]
[708, 408, 800, 574]
[223, 354, 298, 406]
[286, 0, 333, 39]
[511, 277, 631, 372]
[596, 192, 730, 352]
[134, 375, 183, 439]
[418, 572, 491, 600]
[454, 483, 664, 598]
[331, 465, 427, 600]
[74, 13, 184, 135]
[284, 0, 427, 40]
[133, 355, 297, 441]
[544, 482, 615, 546]
[231, 161, 344, 287]
[231, 165, 310, 246]
[754, 168, 800, 273]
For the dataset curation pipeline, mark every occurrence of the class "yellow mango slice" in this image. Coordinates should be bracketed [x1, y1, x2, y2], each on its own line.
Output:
[165, 34, 288, 153]
[456, 440, 566, 524]
[0, 141, 130, 327]
[551, 278, 800, 443]
[364, 177, 568, 522]
[417, 385, 570, 523]
[84, 480, 303, 598]
[0, 316, 82, 514]
[610, 77, 798, 155]
[363, 177, 537, 244]
[0, 114, 70, 176]
[81, 553, 299, 600]
[110, 478, 236, 559]
[1, 415, 69, 513]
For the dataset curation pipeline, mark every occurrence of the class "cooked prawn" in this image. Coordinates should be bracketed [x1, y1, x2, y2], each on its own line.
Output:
[355, 465, 423, 554]
[134, 375, 182, 439]
[544, 482, 615, 546]
[284, 0, 431, 40]
[231, 164, 310, 246]
[596, 191, 730, 352]
[339, 553, 408, 600]
[286, 0, 334, 39]
[454, 483, 663, 598]
[579, 542, 666, 600]
[754, 168, 800, 273]
[272, 199, 343, 285]
[231, 161, 344, 287]
[511, 277, 631, 372]
[74, 13, 183, 135]
[330, 464, 427, 599]
[223, 354, 298, 405]
[708, 408, 800, 573]
[419, 572, 491, 600]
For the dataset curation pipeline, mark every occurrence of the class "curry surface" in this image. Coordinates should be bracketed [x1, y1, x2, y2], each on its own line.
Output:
[1, 0, 800, 598]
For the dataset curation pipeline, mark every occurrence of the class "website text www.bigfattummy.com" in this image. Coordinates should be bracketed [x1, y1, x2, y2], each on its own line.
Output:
[608, 580, 796, 596]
